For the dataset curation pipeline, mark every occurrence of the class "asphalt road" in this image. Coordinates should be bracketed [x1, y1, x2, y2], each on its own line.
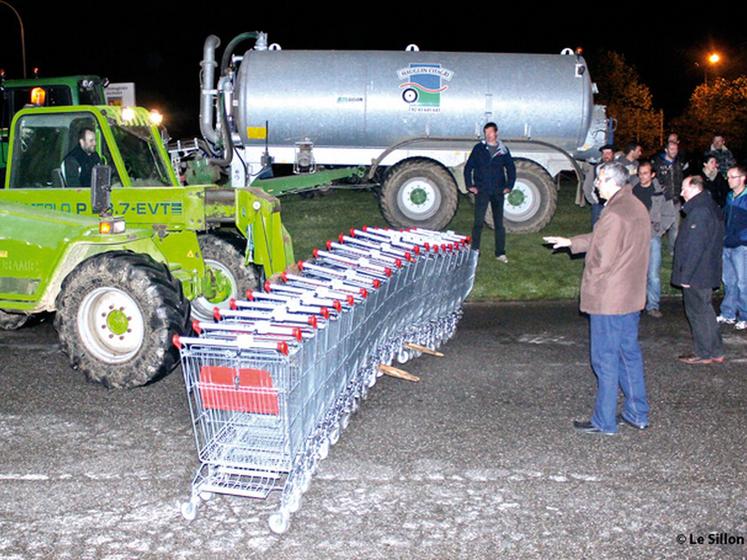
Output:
[0, 300, 745, 559]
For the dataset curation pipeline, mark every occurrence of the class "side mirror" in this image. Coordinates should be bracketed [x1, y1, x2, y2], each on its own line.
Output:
[91, 165, 113, 215]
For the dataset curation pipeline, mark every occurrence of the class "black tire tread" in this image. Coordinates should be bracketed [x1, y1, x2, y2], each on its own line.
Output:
[379, 159, 459, 231]
[54, 251, 190, 389]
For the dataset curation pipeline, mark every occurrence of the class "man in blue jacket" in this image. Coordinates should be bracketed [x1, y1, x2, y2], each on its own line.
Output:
[672, 176, 725, 364]
[718, 165, 747, 330]
[464, 122, 516, 263]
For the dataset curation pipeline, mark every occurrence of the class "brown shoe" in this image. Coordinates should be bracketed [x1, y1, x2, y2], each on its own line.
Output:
[678, 355, 722, 365]
[647, 309, 663, 318]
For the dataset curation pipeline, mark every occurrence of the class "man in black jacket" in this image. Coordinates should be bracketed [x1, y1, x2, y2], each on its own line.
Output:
[672, 175, 725, 365]
[62, 127, 102, 188]
[464, 122, 516, 262]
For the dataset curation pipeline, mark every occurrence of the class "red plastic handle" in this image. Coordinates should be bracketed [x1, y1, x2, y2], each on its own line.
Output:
[338, 233, 345, 244]
[384, 268, 393, 277]
[346, 295, 355, 306]
[293, 328, 303, 342]
[281, 272, 288, 283]
[320, 307, 330, 319]
[297, 260, 304, 271]
[245, 289, 254, 301]
[326, 240, 333, 251]
[277, 342, 289, 355]
[360, 288, 368, 299]
[333, 300, 342, 312]
[213, 307, 221, 322]
[172, 334, 182, 349]
[372, 279, 381, 289]
[312, 248, 319, 258]
[192, 320, 202, 335]
[308, 315, 318, 329]
[264, 280, 272, 292]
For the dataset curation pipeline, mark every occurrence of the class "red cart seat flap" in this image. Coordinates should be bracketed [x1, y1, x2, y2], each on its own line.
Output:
[198, 366, 279, 415]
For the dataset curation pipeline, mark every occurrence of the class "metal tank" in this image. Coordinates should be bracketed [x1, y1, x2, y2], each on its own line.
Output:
[234, 48, 598, 157]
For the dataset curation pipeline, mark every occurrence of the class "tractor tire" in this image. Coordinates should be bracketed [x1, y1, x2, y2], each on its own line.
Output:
[191, 233, 260, 321]
[482, 160, 557, 233]
[0, 310, 29, 330]
[379, 159, 458, 231]
[54, 251, 190, 389]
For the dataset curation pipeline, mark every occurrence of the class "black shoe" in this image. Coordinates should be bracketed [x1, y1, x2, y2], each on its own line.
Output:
[573, 420, 616, 435]
[616, 414, 648, 430]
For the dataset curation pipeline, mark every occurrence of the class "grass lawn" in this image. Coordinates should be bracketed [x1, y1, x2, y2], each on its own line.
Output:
[279, 179, 677, 302]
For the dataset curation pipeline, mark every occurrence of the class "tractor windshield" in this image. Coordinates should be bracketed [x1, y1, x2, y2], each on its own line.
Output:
[110, 124, 172, 186]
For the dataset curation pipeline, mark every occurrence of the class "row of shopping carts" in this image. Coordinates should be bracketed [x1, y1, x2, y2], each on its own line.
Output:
[174, 226, 478, 533]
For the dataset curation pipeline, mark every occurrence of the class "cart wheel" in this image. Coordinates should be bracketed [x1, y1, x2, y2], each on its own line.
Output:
[286, 489, 302, 514]
[329, 423, 341, 446]
[181, 500, 198, 521]
[351, 397, 360, 413]
[361, 385, 369, 400]
[341, 412, 351, 430]
[199, 492, 214, 502]
[318, 437, 330, 460]
[268, 511, 290, 535]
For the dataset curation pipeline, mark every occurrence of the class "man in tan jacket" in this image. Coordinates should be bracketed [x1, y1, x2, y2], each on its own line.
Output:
[545, 162, 651, 435]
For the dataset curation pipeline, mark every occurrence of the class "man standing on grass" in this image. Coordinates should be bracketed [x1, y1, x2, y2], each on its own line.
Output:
[464, 122, 516, 263]
[544, 162, 651, 435]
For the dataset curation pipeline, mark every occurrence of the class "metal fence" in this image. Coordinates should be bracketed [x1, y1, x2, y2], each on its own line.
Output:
[174, 227, 478, 533]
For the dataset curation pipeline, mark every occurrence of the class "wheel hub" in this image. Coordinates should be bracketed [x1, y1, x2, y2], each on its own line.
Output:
[504, 181, 538, 219]
[191, 259, 239, 320]
[398, 178, 441, 220]
[78, 288, 145, 363]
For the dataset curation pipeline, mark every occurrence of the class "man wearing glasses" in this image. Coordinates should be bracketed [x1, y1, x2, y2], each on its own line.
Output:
[717, 166, 747, 330]
[544, 162, 651, 435]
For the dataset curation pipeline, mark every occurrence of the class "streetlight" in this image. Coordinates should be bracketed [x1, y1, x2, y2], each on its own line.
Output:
[705, 52, 721, 86]
[0, 1, 26, 78]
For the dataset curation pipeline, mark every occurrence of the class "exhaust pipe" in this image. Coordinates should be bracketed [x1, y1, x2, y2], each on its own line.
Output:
[200, 35, 221, 147]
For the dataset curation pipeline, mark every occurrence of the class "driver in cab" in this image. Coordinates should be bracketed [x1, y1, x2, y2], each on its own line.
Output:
[63, 127, 102, 188]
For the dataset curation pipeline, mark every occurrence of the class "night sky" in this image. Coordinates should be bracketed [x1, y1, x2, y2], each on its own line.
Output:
[2, 2, 745, 138]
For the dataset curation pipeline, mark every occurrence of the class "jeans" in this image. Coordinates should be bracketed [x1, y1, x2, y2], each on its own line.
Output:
[720, 246, 747, 321]
[589, 313, 650, 433]
[471, 190, 506, 256]
[683, 287, 724, 358]
[646, 235, 662, 311]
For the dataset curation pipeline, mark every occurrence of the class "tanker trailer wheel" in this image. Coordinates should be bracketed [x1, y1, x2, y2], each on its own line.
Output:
[191, 233, 260, 321]
[0, 310, 29, 330]
[482, 160, 557, 233]
[379, 159, 458, 231]
[54, 251, 190, 389]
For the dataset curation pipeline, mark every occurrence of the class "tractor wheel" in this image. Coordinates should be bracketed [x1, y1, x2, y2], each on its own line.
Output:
[54, 251, 190, 389]
[482, 160, 557, 233]
[379, 159, 458, 231]
[191, 233, 260, 321]
[0, 310, 29, 330]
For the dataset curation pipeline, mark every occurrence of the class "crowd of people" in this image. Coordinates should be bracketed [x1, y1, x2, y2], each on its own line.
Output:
[543, 133, 746, 434]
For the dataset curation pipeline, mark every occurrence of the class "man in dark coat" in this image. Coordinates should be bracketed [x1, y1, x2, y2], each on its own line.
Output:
[672, 175, 725, 365]
[464, 122, 516, 263]
[545, 162, 651, 434]
[62, 127, 102, 188]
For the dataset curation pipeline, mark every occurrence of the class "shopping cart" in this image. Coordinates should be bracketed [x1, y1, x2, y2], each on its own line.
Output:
[175, 226, 478, 533]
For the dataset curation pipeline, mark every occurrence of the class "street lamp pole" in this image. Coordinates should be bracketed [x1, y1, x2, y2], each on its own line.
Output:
[0, 1, 26, 78]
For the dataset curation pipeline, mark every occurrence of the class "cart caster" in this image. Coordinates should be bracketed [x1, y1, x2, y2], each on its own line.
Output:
[340, 412, 351, 430]
[351, 397, 360, 413]
[199, 491, 214, 502]
[268, 511, 290, 535]
[329, 423, 340, 446]
[181, 500, 198, 521]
